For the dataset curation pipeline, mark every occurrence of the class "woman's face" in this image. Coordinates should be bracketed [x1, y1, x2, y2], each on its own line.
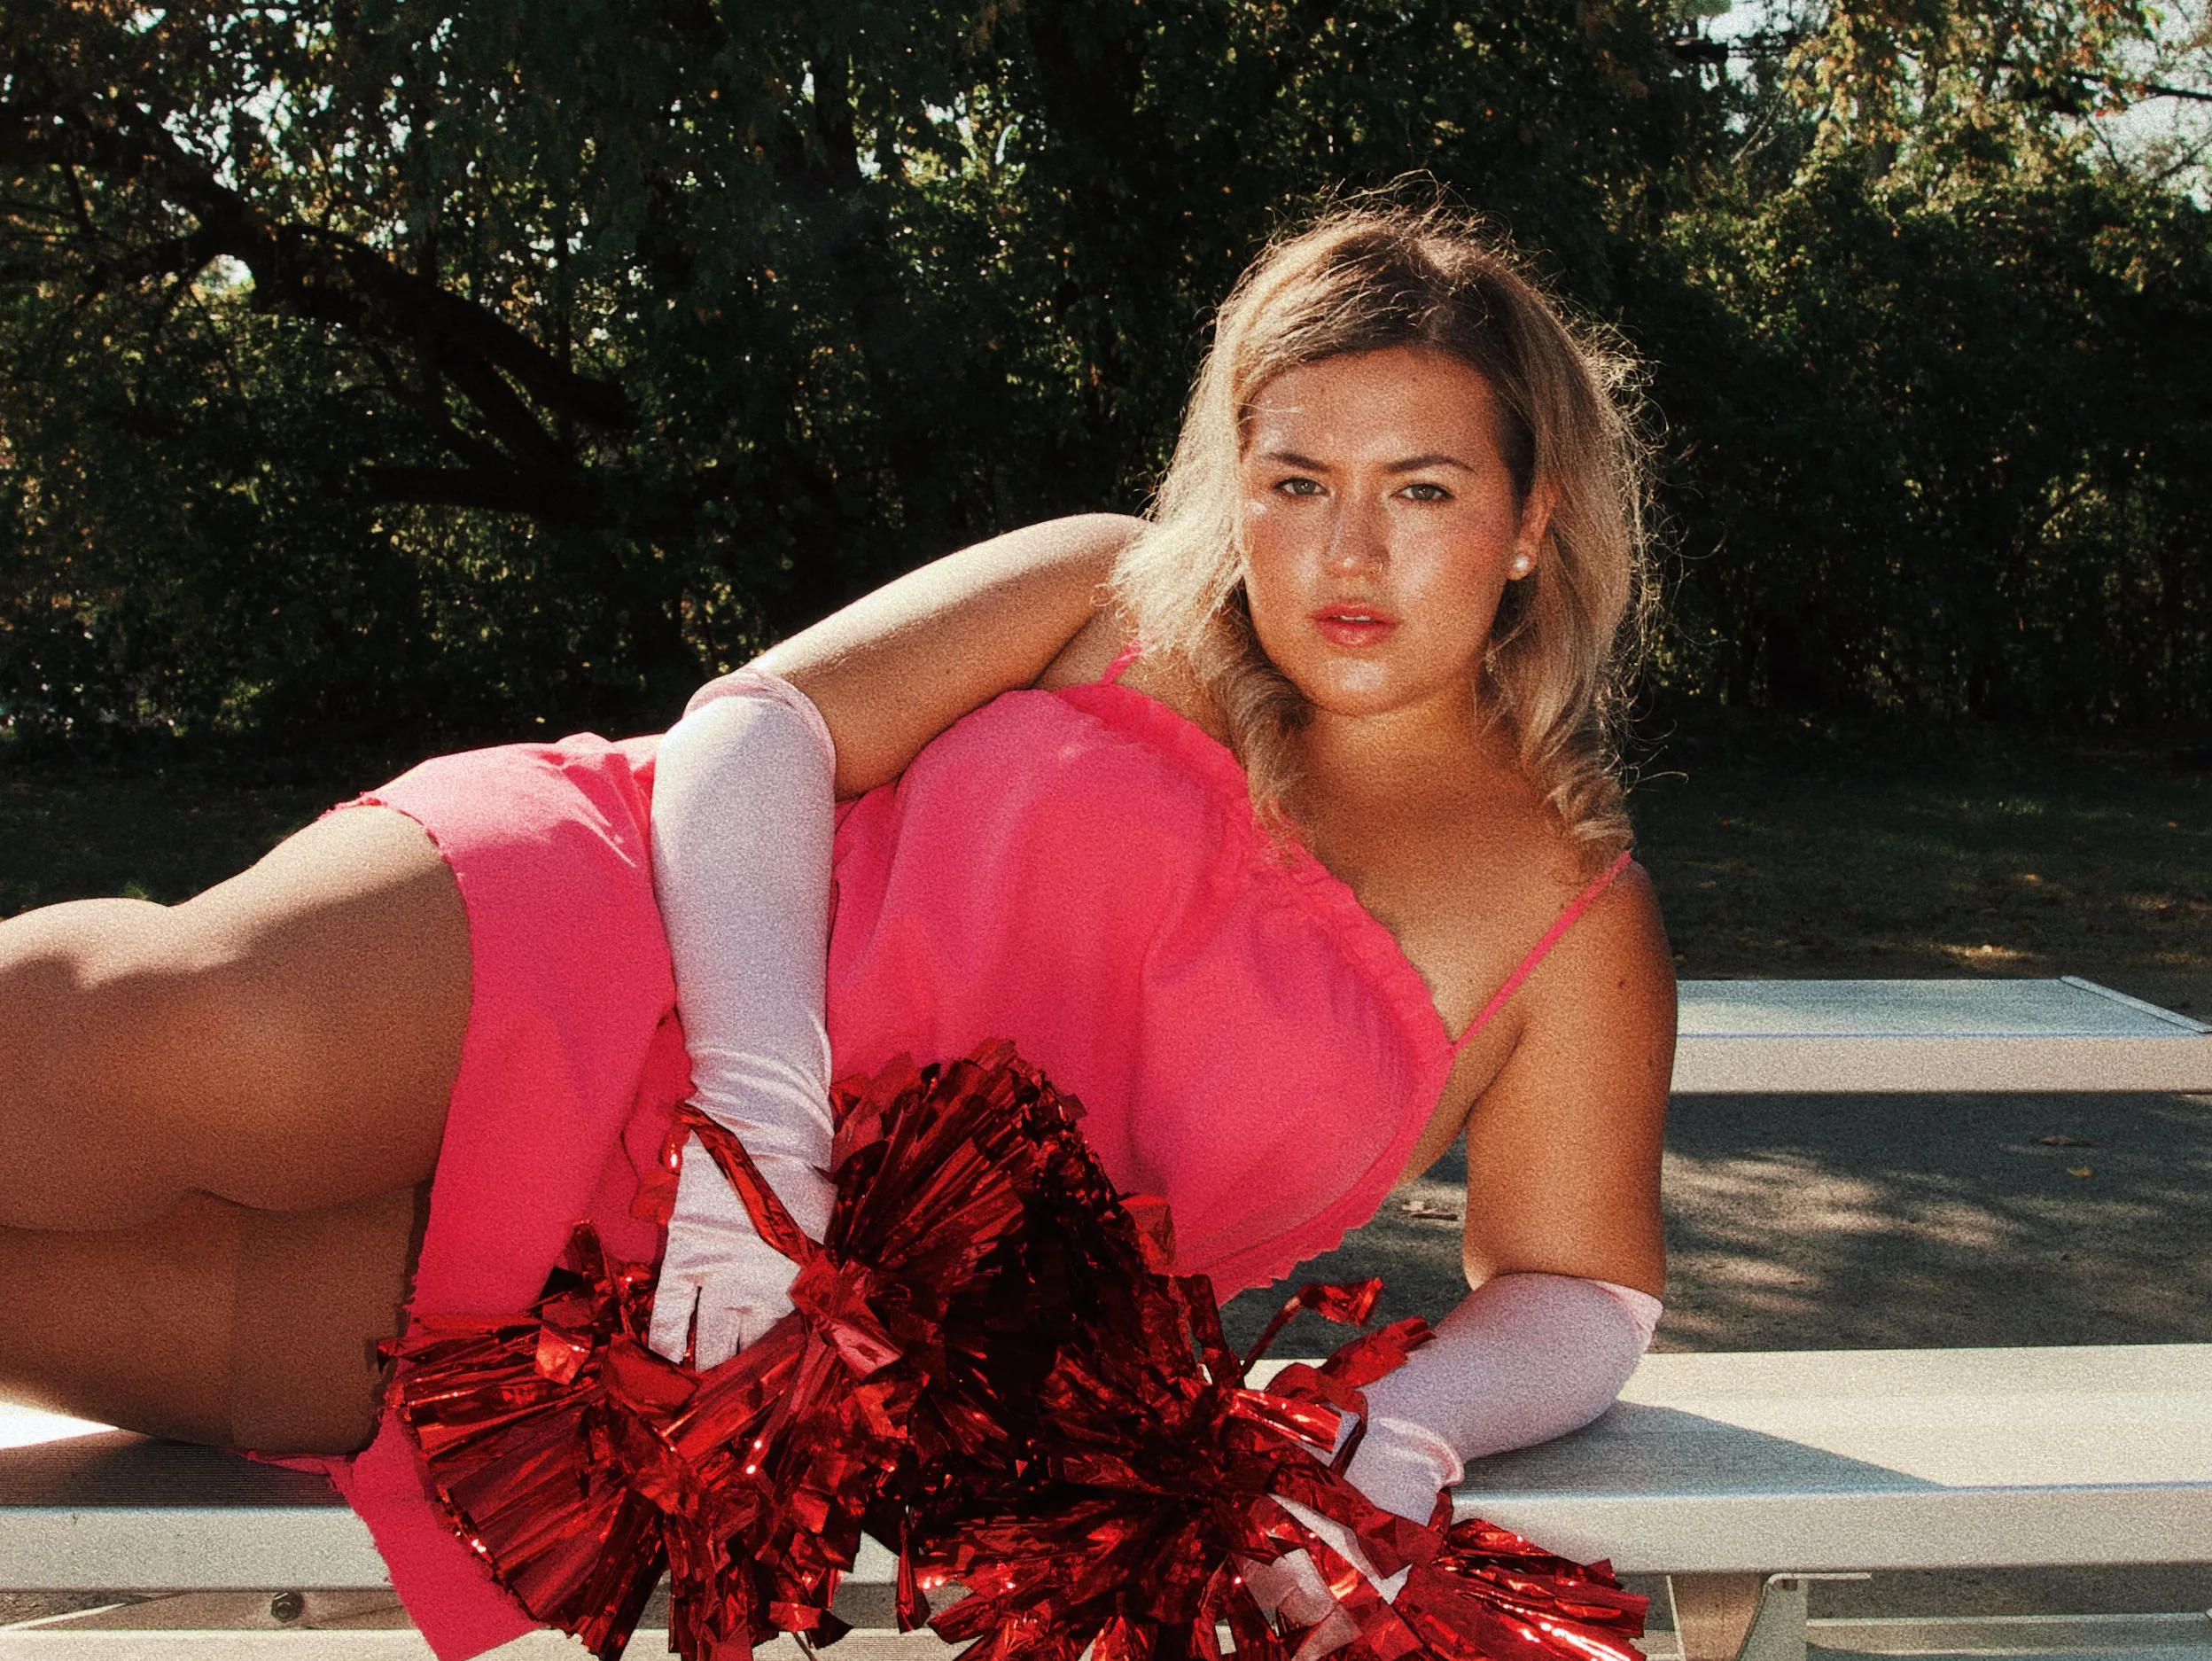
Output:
[1237, 345, 1549, 723]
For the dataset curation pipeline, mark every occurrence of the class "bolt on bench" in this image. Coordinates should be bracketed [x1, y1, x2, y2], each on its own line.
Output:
[4, 979, 2209, 1658]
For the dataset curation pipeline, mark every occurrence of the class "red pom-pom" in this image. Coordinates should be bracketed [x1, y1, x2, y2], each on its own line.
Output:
[391, 1045, 1647, 1661]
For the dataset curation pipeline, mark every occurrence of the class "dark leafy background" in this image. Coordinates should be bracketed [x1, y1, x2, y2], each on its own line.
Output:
[2, 0, 2208, 753]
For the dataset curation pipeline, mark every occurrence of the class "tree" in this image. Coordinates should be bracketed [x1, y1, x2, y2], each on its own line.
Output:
[1, 0, 1717, 746]
[1627, 0, 2212, 721]
[5, 0, 2205, 746]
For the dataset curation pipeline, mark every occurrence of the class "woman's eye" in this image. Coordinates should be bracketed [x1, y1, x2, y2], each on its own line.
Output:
[1400, 482, 1453, 503]
[1274, 476, 1324, 497]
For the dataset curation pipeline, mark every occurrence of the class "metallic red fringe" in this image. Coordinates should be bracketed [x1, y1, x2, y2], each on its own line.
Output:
[390, 1044, 1647, 1661]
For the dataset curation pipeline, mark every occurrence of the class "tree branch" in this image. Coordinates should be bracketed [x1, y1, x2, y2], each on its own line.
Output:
[810, 53, 866, 195]
[2134, 78, 2212, 104]
[0, 90, 637, 527]
[2082, 72, 2212, 105]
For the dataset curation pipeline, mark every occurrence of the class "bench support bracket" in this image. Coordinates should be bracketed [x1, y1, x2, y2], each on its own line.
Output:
[1668, 1571, 1869, 1661]
[1668, 1571, 1768, 1661]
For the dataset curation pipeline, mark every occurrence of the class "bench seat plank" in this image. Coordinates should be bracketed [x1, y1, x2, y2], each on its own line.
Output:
[1456, 1345, 2212, 1573]
[0, 1426, 388, 1591]
[0, 1506, 390, 1593]
[9, 1353, 2210, 1588]
[1673, 979, 2212, 1094]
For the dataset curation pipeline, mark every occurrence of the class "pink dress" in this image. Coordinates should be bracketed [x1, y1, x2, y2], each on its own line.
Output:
[306, 660, 1631, 1658]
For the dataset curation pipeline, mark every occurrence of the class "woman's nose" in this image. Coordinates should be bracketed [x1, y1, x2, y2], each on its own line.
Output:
[1321, 498, 1387, 574]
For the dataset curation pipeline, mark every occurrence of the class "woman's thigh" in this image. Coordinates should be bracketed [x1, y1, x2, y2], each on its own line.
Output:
[0, 806, 470, 1230]
[0, 1181, 424, 1453]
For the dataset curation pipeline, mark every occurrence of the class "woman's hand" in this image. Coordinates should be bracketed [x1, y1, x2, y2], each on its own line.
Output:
[648, 1136, 813, 1365]
[753, 513, 1144, 797]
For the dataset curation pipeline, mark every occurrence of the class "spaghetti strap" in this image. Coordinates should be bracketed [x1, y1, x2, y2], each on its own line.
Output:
[1101, 638, 1145, 685]
[1454, 849, 1635, 1050]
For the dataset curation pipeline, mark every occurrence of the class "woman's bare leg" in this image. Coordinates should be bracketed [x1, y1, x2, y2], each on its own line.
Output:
[0, 1182, 425, 1452]
[0, 805, 470, 1448]
[0, 806, 470, 1229]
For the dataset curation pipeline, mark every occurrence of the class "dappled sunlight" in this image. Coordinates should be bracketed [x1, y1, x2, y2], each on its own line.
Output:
[1663, 1150, 1895, 1241]
[1229, 1088, 2212, 1360]
[1654, 1091, 2212, 1353]
[1936, 940, 2036, 966]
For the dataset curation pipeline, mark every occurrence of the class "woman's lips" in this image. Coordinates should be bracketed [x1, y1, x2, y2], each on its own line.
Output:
[1312, 609, 1398, 647]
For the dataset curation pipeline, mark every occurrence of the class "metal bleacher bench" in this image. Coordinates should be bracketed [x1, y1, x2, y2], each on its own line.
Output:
[4, 978, 2210, 1660]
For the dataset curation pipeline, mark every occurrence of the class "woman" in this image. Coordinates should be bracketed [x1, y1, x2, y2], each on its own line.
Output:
[0, 207, 1672, 1655]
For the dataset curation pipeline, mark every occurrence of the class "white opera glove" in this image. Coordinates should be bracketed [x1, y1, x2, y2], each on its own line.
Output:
[1343, 1273, 1663, 1525]
[650, 1141, 832, 1362]
[1243, 1271, 1662, 1652]
[646, 671, 837, 1369]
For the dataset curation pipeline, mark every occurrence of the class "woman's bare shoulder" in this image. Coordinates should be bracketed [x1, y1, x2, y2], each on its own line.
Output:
[1471, 792, 1668, 984]
[1506, 852, 1676, 1075]
[1414, 785, 1671, 1076]
[1035, 612, 1230, 742]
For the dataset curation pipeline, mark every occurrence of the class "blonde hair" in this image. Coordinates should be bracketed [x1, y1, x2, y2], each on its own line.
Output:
[1111, 204, 1650, 863]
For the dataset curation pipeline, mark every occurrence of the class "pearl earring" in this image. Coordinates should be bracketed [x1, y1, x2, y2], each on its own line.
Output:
[1509, 553, 1534, 578]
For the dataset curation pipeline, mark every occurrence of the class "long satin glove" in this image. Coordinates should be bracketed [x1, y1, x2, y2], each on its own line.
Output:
[646, 669, 838, 1368]
[1345, 1272, 1661, 1525]
[1252, 1272, 1661, 1632]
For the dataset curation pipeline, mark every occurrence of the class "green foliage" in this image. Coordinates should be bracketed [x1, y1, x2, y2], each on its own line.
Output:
[1635, 0, 2212, 721]
[1644, 162, 2212, 720]
[0, 0, 2205, 745]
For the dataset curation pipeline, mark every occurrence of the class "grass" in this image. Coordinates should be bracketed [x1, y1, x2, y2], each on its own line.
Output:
[0, 766, 340, 916]
[1629, 715, 2212, 1015]
[2, 717, 2206, 1016]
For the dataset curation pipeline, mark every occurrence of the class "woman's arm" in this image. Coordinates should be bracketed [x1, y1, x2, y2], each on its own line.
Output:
[753, 513, 1142, 797]
[645, 515, 1137, 1363]
[1338, 873, 1674, 1524]
[647, 675, 839, 1366]
[1457, 865, 1674, 1295]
